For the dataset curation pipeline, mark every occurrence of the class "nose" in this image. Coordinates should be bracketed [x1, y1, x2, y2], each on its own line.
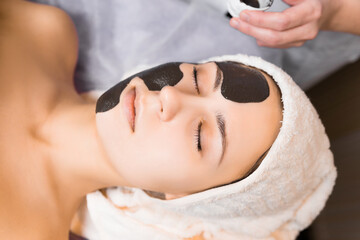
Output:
[159, 86, 181, 121]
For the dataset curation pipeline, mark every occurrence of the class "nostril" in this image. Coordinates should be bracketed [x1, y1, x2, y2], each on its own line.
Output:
[159, 86, 180, 121]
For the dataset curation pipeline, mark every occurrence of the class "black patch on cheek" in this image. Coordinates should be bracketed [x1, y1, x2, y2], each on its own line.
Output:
[96, 78, 131, 113]
[216, 61, 269, 103]
[137, 62, 183, 90]
[96, 62, 183, 113]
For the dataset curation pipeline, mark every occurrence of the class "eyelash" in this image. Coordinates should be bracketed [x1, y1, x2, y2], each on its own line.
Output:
[192, 67, 200, 94]
[195, 122, 202, 152]
[192, 66, 202, 152]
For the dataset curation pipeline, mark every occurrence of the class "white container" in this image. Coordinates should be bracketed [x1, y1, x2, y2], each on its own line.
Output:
[227, 0, 274, 17]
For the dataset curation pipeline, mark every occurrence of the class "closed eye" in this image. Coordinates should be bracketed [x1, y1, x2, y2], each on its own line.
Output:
[194, 121, 202, 152]
[192, 66, 200, 94]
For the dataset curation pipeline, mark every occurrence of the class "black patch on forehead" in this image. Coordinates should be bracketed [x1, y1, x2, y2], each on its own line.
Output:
[96, 62, 183, 113]
[216, 61, 269, 103]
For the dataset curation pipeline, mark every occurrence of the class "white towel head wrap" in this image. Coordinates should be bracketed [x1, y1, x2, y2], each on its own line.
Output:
[85, 54, 337, 240]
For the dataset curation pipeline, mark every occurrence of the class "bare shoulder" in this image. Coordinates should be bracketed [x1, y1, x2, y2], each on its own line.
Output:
[0, 0, 78, 78]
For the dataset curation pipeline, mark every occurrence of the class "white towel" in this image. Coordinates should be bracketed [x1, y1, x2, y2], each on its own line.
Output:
[82, 54, 336, 240]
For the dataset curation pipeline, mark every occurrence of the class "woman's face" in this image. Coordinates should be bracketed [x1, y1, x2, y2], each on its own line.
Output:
[96, 62, 282, 196]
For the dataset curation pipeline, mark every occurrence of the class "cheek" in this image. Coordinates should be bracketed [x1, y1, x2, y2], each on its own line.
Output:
[123, 138, 200, 191]
[138, 109, 195, 163]
[140, 126, 193, 163]
[135, 127, 198, 178]
[216, 61, 269, 103]
[138, 62, 183, 90]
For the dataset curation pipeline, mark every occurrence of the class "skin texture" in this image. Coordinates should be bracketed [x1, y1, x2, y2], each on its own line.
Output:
[0, 1, 282, 239]
[230, 0, 360, 48]
[96, 62, 282, 197]
[0, 1, 126, 239]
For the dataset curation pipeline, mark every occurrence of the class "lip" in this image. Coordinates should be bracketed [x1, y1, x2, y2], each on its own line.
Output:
[122, 87, 137, 132]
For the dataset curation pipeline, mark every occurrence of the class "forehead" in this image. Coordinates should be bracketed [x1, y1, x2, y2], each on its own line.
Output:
[220, 69, 281, 175]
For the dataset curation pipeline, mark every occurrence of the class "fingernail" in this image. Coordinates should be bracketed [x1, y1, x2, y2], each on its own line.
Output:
[230, 18, 240, 27]
[240, 12, 250, 22]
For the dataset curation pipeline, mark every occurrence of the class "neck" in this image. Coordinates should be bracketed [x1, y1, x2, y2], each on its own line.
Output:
[38, 96, 129, 226]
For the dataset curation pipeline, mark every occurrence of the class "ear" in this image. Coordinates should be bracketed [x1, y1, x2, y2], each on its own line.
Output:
[164, 192, 189, 200]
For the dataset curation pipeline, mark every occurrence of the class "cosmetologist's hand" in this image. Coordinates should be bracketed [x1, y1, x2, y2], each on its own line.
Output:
[229, 0, 355, 48]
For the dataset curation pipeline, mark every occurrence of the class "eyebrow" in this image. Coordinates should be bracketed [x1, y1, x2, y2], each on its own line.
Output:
[213, 64, 222, 91]
[211, 62, 267, 167]
[216, 113, 227, 166]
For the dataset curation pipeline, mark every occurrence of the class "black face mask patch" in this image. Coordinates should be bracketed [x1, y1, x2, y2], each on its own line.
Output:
[215, 61, 269, 103]
[96, 62, 183, 113]
[96, 61, 270, 113]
